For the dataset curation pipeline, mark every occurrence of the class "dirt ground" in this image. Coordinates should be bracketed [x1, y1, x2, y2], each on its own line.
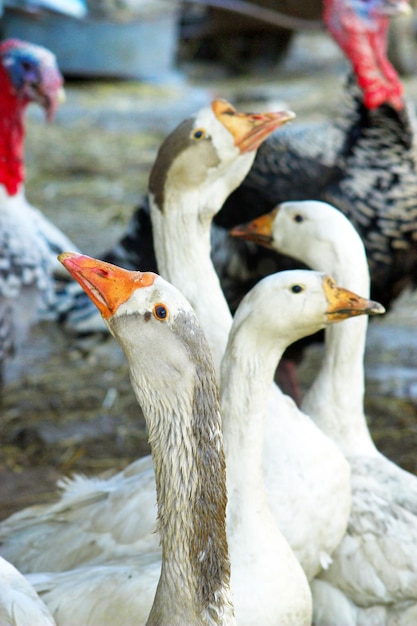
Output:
[1, 30, 417, 521]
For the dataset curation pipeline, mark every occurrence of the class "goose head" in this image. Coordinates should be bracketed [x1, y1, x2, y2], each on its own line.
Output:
[58, 251, 214, 396]
[149, 99, 295, 220]
[231, 199, 368, 280]
[230, 268, 385, 351]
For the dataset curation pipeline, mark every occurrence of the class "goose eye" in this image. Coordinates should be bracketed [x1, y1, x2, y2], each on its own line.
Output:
[291, 284, 304, 294]
[153, 304, 168, 320]
[294, 214, 304, 223]
[192, 128, 206, 140]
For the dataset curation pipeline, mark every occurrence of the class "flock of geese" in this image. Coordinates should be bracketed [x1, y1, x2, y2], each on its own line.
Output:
[2, 1, 417, 624]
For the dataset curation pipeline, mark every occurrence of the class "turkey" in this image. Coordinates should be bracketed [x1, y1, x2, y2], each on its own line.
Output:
[0, 38, 81, 387]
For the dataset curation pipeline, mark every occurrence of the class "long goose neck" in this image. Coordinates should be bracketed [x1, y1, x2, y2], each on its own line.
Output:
[150, 190, 233, 375]
[221, 324, 284, 499]
[128, 347, 234, 625]
[0, 71, 26, 196]
[301, 252, 377, 456]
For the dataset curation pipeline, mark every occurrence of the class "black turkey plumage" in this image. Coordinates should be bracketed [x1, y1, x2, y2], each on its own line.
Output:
[225, 80, 417, 309]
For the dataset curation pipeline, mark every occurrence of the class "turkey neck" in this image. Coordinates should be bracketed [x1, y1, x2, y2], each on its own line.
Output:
[0, 66, 26, 196]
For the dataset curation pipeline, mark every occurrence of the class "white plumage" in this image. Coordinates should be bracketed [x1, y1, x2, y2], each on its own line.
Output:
[0, 556, 56, 626]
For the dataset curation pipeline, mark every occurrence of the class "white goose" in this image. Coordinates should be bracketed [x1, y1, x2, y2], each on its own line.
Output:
[220, 267, 383, 624]
[30, 253, 379, 626]
[232, 199, 417, 625]
[0, 556, 56, 626]
[33, 251, 236, 626]
[0, 99, 294, 574]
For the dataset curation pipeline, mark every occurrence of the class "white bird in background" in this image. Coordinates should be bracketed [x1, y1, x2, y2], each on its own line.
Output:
[232, 199, 417, 625]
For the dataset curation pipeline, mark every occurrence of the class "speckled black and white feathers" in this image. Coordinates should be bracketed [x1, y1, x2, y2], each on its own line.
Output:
[321, 99, 417, 306]
[221, 81, 417, 310]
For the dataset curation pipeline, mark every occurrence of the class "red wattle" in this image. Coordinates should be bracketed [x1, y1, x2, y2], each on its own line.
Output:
[0, 63, 27, 196]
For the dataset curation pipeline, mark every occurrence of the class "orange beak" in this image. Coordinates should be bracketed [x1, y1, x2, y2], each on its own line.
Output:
[58, 252, 157, 320]
[323, 275, 385, 322]
[212, 99, 295, 153]
[230, 207, 278, 247]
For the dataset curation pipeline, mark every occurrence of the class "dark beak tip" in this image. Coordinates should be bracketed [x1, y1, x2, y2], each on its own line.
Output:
[371, 303, 386, 315]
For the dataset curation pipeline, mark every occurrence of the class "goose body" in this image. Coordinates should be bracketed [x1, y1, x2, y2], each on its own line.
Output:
[0, 455, 158, 572]
[234, 199, 417, 624]
[0, 556, 56, 626]
[221, 267, 383, 624]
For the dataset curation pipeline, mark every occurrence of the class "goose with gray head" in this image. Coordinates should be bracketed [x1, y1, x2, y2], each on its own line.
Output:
[232, 199, 417, 625]
[149, 98, 353, 581]
[31, 251, 236, 626]
[149, 98, 295, 371]
[56, 252, 314, 626]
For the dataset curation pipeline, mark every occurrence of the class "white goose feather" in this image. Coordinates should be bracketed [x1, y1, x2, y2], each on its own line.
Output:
[0, 556, 56, 626]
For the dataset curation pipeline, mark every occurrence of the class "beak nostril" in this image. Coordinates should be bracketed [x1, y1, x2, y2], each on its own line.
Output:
[95, 269, 109, 278]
